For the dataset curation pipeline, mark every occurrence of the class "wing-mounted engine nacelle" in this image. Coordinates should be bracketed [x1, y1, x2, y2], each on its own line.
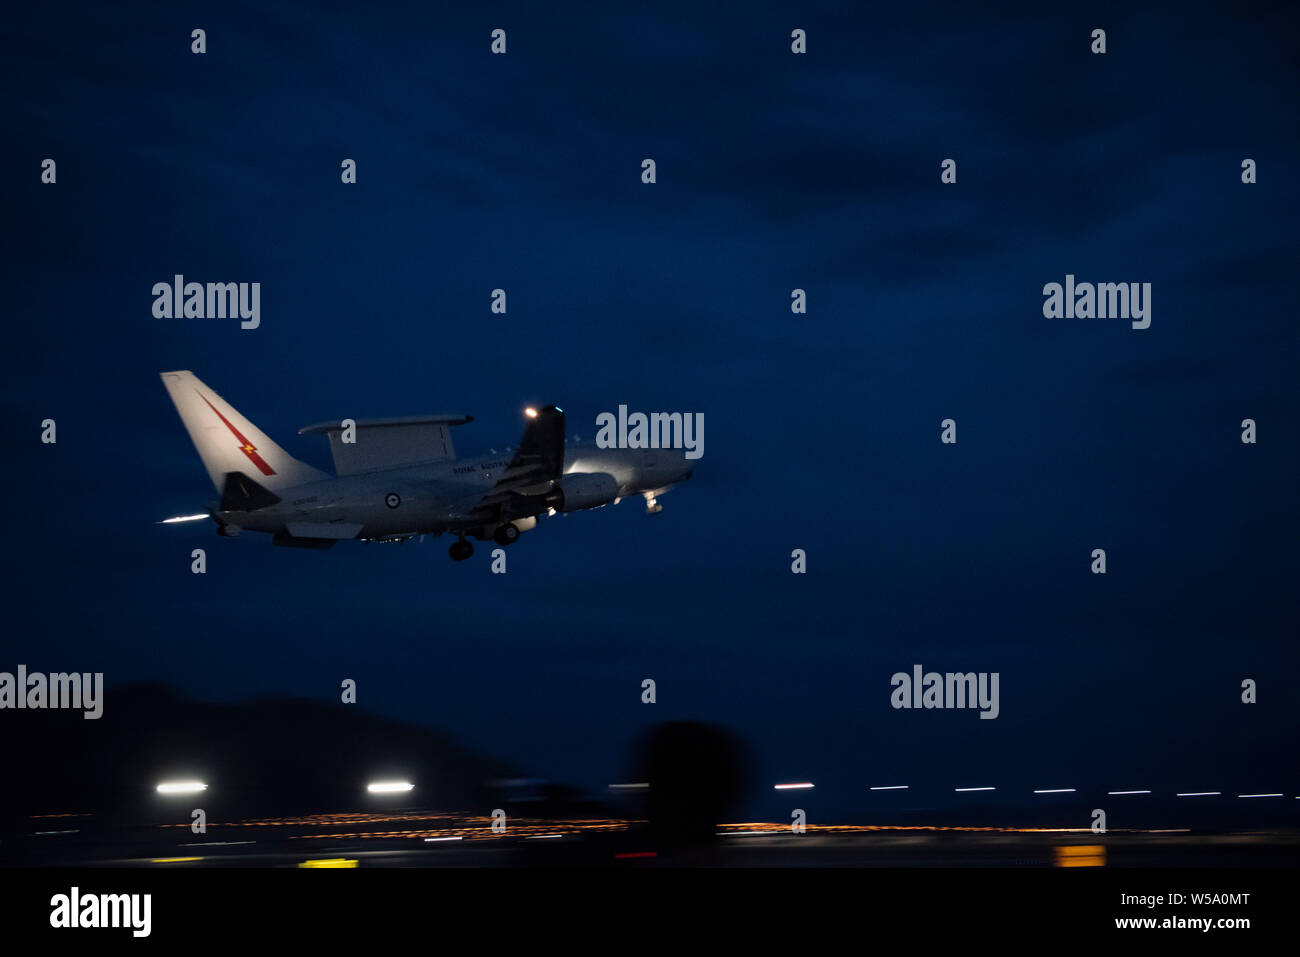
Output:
[547, 472, 620, 512]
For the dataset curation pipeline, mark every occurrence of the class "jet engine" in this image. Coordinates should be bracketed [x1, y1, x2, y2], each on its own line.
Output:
[548, 472, 620, 512]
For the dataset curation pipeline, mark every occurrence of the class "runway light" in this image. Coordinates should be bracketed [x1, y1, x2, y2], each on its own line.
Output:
[151, 857, 201, 864]
[524, 407, 538, 419]
[1054, 845, 1105, 868]
[423, 836, 463, 843]
[1033, 789, 1076, 794]
[1107, 790, 1152, 795]
[298, 858, 357, 868]
[870, 786, 909, 791]
[774, 783, 814, 790]
[156, 781, 207, 795]
[366, 781, 414, 794]
[955, 787, 996, 792]
[1238, 793, 1283, 798]
[1175, 791, 1220, 797]
[161, 513, 209, 524]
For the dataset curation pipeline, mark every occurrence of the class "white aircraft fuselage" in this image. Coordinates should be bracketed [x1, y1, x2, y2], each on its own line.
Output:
[226, 442, 691, 540]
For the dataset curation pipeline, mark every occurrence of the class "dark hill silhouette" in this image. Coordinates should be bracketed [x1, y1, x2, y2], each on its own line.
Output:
[0, 682, 527, 828]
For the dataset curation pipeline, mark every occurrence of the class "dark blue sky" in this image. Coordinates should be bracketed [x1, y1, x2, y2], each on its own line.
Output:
[3, 1, 1297, 821]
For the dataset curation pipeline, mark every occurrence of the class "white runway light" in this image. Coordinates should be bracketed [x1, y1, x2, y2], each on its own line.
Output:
[869, 785, 909, 791]
[955, 787, 996, 792]
[1107, 790, 1152, 795]
[1033, 788, 1076, 794]
[774, 782, 814, 790]
[367, 781, 414, 794]
[156, 780, 207, 795]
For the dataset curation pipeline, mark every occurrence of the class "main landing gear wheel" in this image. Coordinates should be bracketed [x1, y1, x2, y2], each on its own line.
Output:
[449, 539, 473, 562]
[493, 523, 520, 546]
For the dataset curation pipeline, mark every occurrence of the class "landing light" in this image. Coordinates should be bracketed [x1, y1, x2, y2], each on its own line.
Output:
[157, 780, 207, 795]
[161, 514, 209, 524]
[367, 781, 414, 794]
[524, 407, 538, 419]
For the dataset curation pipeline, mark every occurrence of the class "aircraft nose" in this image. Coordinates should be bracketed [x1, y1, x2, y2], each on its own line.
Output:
[671, 450, 692, 483]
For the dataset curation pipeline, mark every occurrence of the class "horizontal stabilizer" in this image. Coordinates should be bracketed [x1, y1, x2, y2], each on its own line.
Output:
[219, 472, 282, 512]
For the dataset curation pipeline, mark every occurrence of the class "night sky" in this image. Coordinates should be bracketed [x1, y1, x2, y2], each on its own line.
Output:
[3, 1, 1297, 821]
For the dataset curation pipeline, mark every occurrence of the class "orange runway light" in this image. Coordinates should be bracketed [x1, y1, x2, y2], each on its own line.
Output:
[1054, 845, 1106, 867]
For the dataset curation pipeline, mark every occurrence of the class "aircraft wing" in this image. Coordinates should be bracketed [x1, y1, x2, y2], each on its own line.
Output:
[468, 406, 566, 515]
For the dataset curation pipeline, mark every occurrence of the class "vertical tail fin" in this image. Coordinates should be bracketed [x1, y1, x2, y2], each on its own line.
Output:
[160, 371, 328, 493]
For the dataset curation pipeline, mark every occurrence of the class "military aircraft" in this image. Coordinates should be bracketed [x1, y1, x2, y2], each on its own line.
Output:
[159, 371, 693, 561]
